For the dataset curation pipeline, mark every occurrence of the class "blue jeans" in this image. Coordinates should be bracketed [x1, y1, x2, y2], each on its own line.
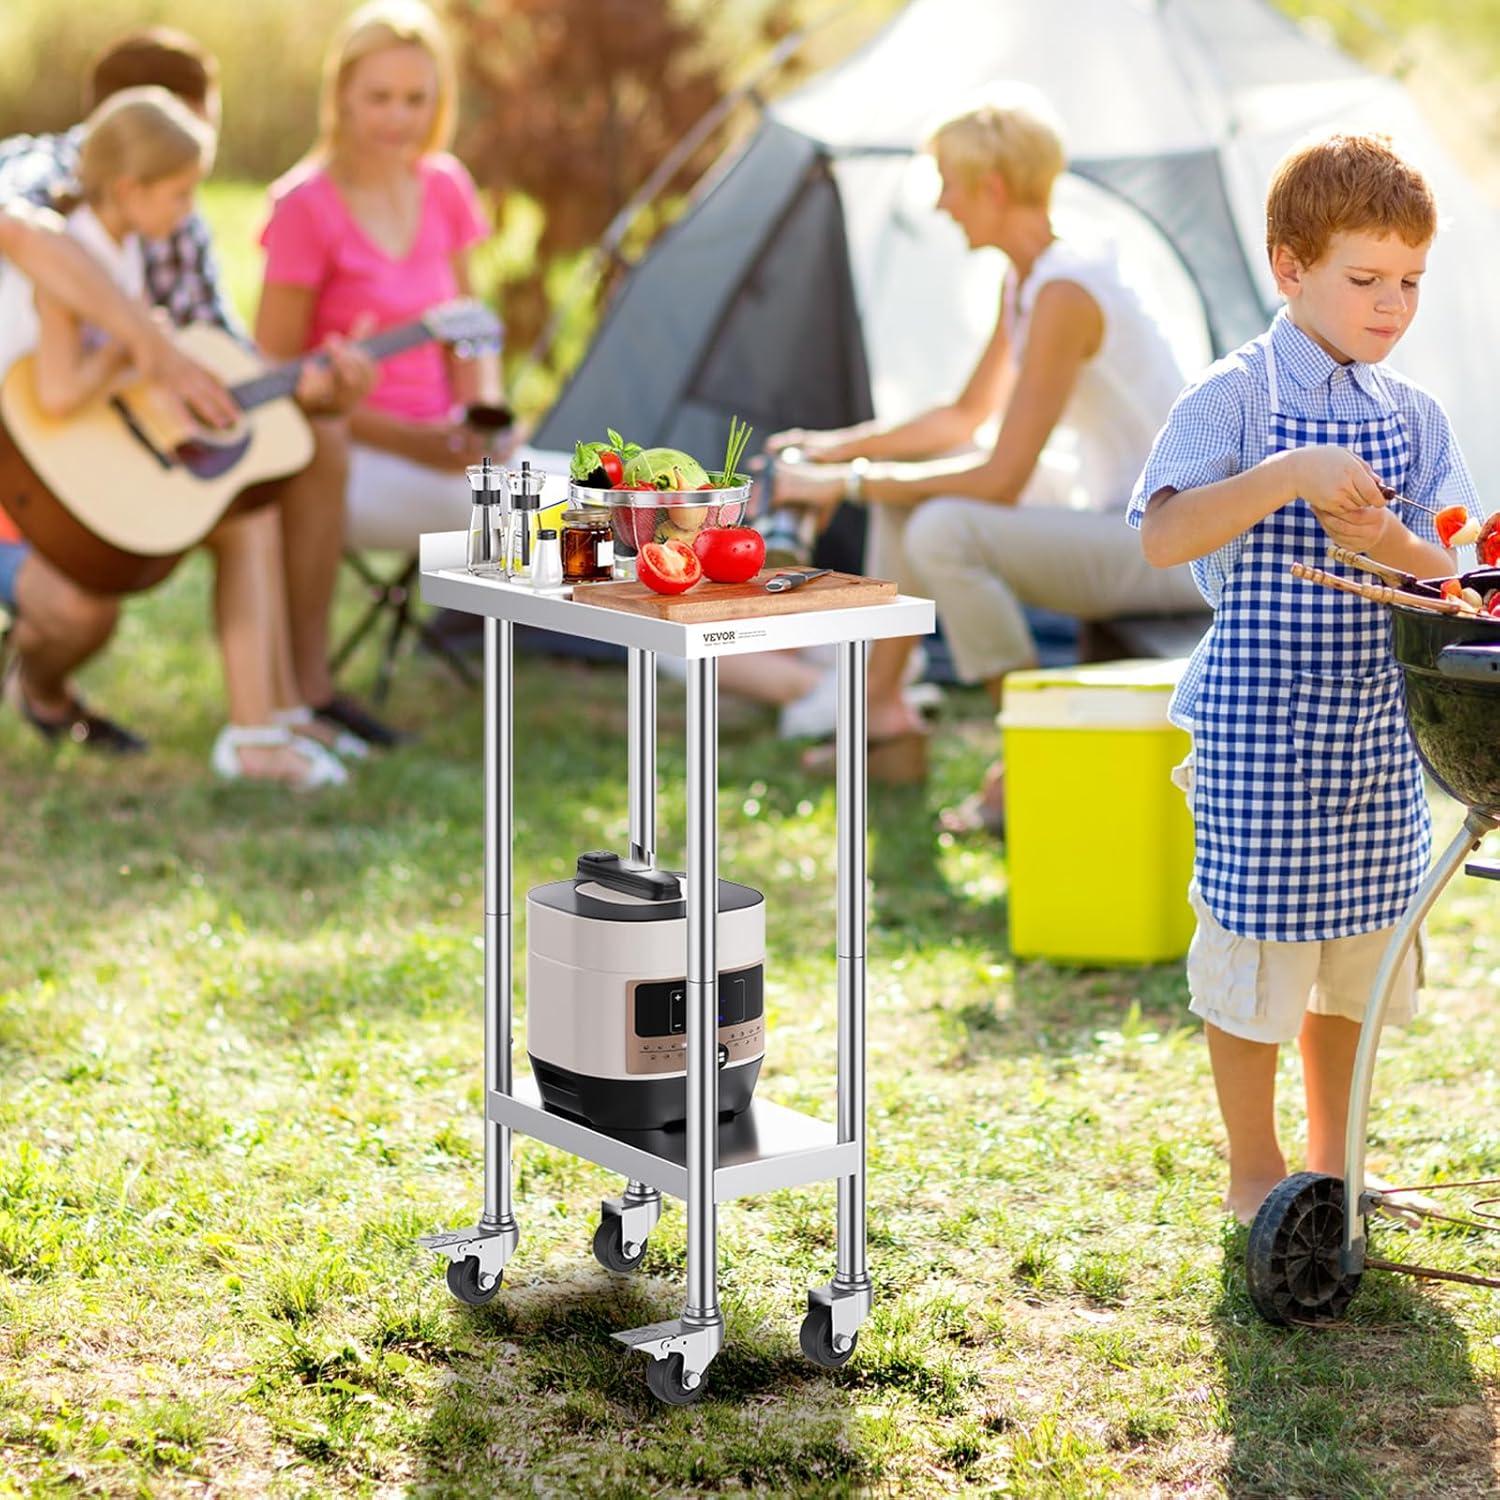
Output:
[0, 541, 28, 613]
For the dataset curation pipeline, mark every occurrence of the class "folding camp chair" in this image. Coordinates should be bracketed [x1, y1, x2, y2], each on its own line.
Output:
[331, 549, 477, 705]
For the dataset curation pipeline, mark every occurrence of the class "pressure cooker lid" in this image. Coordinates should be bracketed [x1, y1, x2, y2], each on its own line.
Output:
[527, 850, 763, 924]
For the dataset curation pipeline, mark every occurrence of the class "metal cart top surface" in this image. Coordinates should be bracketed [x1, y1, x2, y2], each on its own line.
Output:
[416, 530, 934, 1403]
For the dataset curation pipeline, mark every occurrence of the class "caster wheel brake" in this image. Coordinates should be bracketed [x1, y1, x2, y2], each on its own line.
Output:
[1247, 1171, 1362, 1326]
[593, 1217, 647, 1274]
[445, 1255, 503, 1307]
[646, 1353, 705, 1405]
[799, 1304, 857, 1368]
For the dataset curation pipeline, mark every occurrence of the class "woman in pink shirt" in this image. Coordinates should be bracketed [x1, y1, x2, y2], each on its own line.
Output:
[255, 0, 509, 551]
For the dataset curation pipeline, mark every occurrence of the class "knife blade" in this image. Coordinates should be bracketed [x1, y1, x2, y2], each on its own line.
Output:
[765, 568, 832, 593]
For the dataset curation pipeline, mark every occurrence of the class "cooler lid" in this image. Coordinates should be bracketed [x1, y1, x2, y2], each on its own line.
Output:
[1000, 658, 1188, 730]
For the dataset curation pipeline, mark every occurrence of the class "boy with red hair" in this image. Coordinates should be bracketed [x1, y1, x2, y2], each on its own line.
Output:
[1130, 132, 1483, 1222]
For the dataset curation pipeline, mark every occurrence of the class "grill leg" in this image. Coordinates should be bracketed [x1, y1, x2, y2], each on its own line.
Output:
[1343, 809, 1498, 1269]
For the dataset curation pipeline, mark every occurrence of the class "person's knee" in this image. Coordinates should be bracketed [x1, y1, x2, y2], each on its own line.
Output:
[905, 499, 972, 576]
[15, 557, 118, 646]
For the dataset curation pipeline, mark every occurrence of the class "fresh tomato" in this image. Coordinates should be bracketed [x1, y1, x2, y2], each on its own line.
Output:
[1488, 594, 1500, 618]
[600, 450, 624, 487]
[637, 538, 702, 595]
[692, 525, 766, 585]
[1479, 514, 1500, 568]
[1435, 505, 1472, 548]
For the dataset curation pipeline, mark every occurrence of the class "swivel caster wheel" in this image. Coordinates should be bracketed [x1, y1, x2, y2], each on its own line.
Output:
[799, 1305, 857, 1368]
[646, 1354, 705, 1406]
[1247, 1172, 1362, 1326]
[445, 1256, 503, 1307]
[593, 1217, 647, 1273]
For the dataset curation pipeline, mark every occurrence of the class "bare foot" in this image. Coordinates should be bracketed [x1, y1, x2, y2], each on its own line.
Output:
[867, 698, 926, 741]
[939, 761, 1005, 836]
[1223, 1175, 1288, 1225]
[236, 741, 329, 786]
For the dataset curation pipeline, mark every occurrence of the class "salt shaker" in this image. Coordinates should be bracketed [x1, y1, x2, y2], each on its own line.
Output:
[531, 528, 564, 591]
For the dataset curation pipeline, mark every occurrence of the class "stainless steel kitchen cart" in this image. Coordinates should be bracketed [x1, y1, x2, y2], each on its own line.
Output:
[415, 529, 934, 1404]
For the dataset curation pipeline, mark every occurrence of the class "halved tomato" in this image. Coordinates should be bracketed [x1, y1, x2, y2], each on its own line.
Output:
[637, 538, 702, 595]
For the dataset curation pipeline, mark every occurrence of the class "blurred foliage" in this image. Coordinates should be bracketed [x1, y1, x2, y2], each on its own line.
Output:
[0, 0, 350, 181]
[0, 0, 895, 415]
[1277, 0, 1500, 73]
[2, 0, 1493, 419]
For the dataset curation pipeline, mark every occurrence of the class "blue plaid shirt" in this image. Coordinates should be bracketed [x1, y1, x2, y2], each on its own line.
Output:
[1128, 309, 1482, 726]
[0, 127, 243, 338]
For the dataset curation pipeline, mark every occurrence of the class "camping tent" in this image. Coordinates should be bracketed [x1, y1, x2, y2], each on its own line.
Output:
[535, 0, 1500, 493]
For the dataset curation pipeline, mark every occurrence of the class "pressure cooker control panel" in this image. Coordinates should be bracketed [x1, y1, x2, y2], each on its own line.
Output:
[626, 964, 764, 1075]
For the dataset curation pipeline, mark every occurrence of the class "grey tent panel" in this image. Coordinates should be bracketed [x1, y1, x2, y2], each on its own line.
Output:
[535, 121, 871, 455]
[667, 154, 872, 458]
[1073, 151, 1270, 357]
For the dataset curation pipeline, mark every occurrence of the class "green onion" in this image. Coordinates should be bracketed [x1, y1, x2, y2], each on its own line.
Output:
[718, 415, 752, 487]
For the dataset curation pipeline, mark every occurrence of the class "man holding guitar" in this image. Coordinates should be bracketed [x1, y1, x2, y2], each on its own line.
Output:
[0, 28, 383, 753]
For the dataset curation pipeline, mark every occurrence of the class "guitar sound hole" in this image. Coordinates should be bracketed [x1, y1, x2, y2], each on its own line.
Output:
[175, 432, 253, 480]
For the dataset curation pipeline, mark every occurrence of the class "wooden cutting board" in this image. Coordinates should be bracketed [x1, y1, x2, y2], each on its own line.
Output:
[573, 571, 898, 622]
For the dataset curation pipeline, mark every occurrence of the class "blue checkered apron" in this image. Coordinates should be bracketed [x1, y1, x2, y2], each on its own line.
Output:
[1191, 338, 1431, 941]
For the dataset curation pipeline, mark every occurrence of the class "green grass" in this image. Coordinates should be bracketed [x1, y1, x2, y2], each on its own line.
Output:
[2, 564, 1500, 1497]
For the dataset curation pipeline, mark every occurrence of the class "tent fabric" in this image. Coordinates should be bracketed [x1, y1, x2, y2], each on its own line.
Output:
[533, 121, 873, 456]
[538, 0, 1499, 491]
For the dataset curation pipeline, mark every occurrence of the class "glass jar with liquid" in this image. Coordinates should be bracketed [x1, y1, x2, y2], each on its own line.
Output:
[561, 507, 614, 582]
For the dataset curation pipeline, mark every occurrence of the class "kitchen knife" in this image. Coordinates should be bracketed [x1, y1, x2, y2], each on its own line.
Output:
[765, 568, 832, 593]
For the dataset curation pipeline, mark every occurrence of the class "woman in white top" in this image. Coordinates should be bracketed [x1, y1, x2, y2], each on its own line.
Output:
[771, 86, 1203, 819]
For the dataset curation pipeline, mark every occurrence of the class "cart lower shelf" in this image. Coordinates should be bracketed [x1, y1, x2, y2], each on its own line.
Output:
[488, 1077, 856, 1202]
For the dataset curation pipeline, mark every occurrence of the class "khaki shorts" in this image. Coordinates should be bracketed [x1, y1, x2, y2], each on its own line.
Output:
[1174, 757, 1423, 1045]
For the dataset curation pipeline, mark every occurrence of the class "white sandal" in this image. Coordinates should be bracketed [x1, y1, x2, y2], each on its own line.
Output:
[211, 723, 348, 789]
[273, 704, 370, 760]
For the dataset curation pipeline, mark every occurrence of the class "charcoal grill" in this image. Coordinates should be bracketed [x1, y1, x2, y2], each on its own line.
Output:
[1248, 564, 1500, 1325]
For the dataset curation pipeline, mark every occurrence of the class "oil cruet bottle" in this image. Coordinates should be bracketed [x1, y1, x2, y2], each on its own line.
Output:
[506, 460, 547, 582]
[465, 457, 498, 572]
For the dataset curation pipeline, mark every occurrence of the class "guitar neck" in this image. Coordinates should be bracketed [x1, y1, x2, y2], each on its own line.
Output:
[231, 321, 429, 411]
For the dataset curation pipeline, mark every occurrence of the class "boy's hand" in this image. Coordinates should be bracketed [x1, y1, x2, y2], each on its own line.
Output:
[1288, 445, 1388, 518]
[1317, 503, 1390, 555]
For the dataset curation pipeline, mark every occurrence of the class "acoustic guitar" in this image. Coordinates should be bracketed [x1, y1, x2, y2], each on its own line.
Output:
[0, 299, 499, 595]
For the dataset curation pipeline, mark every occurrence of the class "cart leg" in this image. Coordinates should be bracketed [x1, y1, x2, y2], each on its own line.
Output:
[615, 655, 722, 1399]
[1342, 809, 1498, 1272]
[628, 647, 657, 867]
[604, 651, 665, 1239]
[803, 640, 872, 1364]
[421, 616, 519, 1299]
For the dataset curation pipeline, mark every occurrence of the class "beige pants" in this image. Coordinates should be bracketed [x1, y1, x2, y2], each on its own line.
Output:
[346, 443, 468, 553]
[868, 499, 1205, 683]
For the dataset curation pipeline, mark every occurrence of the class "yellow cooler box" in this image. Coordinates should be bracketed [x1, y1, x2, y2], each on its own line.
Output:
[1001, 659, 1194, 966]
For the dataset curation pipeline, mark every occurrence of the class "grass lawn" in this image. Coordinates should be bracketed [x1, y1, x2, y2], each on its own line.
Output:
[2, 562, 1499, 1498]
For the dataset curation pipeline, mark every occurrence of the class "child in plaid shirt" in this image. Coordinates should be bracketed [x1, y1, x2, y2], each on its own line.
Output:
[1129, 132, 1481, 1223]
